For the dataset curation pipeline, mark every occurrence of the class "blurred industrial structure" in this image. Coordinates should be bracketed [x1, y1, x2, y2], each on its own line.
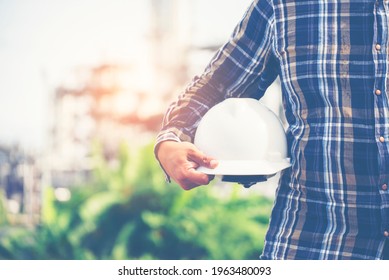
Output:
[0, 0, 200, 223]
[47, 1, 195, 189]
[48, 64, 164, 188]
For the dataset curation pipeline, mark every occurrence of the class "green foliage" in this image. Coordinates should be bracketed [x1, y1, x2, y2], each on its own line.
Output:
[0, 142, 273, 260]
[0, 190, 8, 226]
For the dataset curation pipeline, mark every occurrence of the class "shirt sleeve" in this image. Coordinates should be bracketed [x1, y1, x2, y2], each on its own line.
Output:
[156, 0, 278, 151]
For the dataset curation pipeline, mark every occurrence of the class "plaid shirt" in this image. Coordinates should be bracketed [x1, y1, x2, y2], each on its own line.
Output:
[156, 0, 389, 259]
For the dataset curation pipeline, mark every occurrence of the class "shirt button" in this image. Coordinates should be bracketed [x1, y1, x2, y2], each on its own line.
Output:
[382, 184, 388, 191]
[375, 89, 382, 95]
[376, 44, 382, 51]
[384, 231, 389, 237]
[379, 136, 385, 143]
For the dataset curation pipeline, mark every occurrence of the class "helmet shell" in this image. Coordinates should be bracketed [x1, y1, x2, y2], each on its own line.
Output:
[194, 98, 291, 175]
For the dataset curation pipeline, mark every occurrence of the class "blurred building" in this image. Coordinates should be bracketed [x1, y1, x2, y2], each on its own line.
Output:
[2, 0, 197, 221]
[46, 0, 199, 189]
[48, 64, 157, 188]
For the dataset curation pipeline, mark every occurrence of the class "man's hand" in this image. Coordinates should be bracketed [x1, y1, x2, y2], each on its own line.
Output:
[156, 140, 218, 190]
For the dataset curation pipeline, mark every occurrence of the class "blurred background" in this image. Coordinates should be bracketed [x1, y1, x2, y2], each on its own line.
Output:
[0, 0, 283, 260]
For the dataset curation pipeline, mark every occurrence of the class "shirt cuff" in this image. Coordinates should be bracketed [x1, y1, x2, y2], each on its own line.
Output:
[154, 132, 182, 183]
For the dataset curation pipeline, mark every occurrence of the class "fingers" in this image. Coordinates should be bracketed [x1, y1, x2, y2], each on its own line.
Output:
[180, 168, 213, 190]
[174, 160, 207, 189]
[186, 146, 218, 169]
[157, 141, 218, 190]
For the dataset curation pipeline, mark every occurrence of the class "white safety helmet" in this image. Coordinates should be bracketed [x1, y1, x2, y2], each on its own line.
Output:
[194, 98, 291, 187]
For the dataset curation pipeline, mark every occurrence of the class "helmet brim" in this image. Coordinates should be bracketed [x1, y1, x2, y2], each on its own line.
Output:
[197, 159, 291, 176]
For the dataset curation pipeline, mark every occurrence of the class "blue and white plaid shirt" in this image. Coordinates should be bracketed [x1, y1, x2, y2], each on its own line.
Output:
[156, 0, 389, 259]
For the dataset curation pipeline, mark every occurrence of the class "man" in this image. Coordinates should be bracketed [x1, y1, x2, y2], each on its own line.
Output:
[155, 0, 389, 259]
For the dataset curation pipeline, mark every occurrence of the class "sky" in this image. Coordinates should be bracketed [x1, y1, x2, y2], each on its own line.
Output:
[0, 0, 252, 153]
